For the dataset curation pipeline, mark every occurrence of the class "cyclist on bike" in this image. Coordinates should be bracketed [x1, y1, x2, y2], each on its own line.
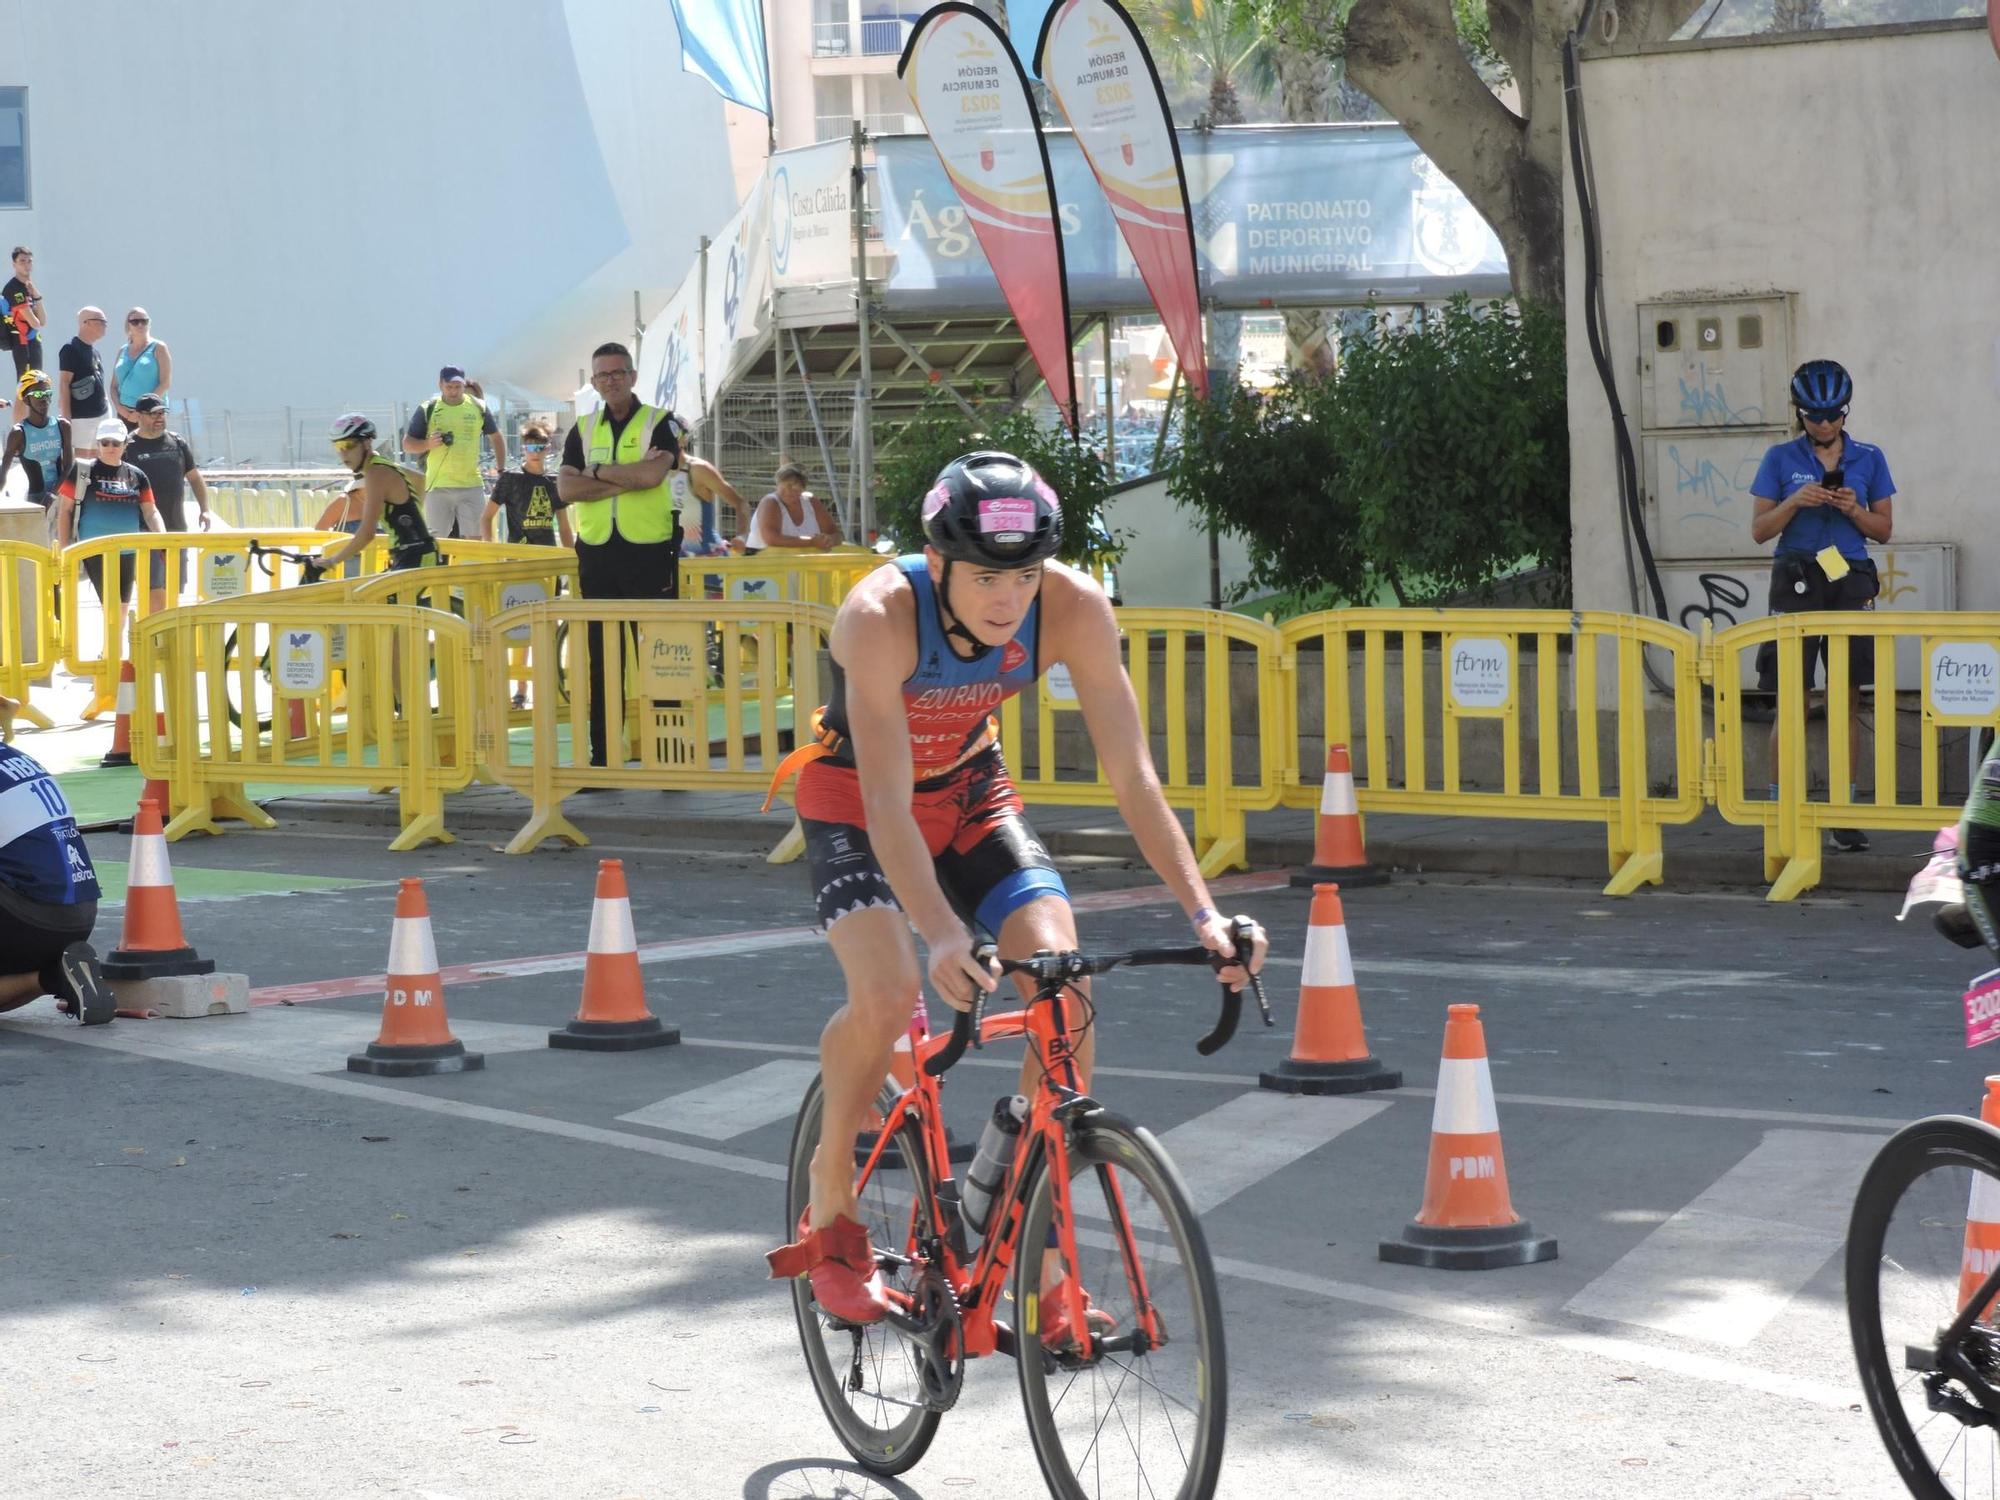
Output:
[306, 413, 440, 578]
[763, 450, 1267, 1328]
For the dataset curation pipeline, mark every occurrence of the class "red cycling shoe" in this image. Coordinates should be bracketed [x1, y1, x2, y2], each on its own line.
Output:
[767, 1211, 898, 1325]
[1038, 1276, 1117, 1351]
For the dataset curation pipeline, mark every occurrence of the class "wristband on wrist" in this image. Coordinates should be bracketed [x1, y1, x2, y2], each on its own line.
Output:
[591, 462, 602, 481]
[1191, 905, 1219, 928]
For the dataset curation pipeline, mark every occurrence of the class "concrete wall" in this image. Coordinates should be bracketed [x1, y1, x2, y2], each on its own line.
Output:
[1100, 476, 1256, 608]
[0, 0, 737, 411]
[1564, 22, 1998, 614]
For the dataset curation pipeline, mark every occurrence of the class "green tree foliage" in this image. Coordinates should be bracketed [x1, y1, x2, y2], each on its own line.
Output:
[873, 392, 1116, 566]
[1166, 296, 1570, 609]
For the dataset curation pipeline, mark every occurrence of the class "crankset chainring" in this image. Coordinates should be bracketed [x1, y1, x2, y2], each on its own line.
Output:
[909, 1268, 966, 1413]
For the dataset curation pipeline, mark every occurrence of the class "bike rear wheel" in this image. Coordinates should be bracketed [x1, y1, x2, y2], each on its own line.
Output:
[1015, 1113, 1227, 1500]
[782, 1074, 944, 1476]
[1849, 1114, 2000, 1498]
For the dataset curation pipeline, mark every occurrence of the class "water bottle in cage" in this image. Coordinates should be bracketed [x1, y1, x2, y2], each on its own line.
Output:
[959, 1094, 1028, 1237]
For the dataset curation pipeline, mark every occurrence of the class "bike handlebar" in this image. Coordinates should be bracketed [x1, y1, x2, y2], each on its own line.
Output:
[923, 918, 1272, 1079]
[244, 538, 321, 577]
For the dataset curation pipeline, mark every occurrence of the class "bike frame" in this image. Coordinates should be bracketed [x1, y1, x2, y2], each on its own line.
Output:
[856, 977, 1160, 1365]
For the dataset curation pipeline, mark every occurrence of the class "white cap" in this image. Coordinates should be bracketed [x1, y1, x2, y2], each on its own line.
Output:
[95, 416, 129, 443]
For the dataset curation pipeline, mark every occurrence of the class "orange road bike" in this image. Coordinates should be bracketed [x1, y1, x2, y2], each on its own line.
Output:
[782, 925, 1271, 1499]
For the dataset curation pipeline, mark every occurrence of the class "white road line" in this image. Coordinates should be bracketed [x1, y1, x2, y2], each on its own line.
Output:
[1264, 954, 1787, 998]
[1562, 1128, 1881, 1347]
[1139, 1091, 1388, 1220]
[0, 1013, 1863, 1408]
[74, 1007, 552, 1073]
[617, 1060, 821, 1140]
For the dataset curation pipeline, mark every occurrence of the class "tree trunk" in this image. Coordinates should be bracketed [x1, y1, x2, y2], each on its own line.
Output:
[1274, 42, 1336, 371]
[1207, 71, 1246, 126]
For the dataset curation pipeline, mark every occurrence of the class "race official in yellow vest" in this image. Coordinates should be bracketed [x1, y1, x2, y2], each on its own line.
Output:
[556, 340, 684, 768]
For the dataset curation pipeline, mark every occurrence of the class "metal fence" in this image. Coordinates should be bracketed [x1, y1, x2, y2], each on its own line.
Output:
[164, 398, 574, 469]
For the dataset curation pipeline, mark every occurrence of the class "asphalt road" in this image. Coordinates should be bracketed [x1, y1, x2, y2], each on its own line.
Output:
[2, 819, 1977, 1499]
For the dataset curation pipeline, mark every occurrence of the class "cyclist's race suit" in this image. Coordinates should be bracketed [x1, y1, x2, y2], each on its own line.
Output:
[768, 555, 1067, 936]
[0, 742, 101, 988]
[1958, 738, 2000, 947]
[368, 454, 440, 571]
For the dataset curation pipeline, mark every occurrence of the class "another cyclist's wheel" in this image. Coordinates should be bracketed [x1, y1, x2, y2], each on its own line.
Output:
[1015, 1114, 1227, 1500]
[783, 1075, 944, 1476]
[1849, 1114, 2000, 1498]
[218, 625, 272, 733]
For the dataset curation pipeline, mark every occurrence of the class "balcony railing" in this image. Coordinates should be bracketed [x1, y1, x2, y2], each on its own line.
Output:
[811, 16, 915, 58]
[814, 112, 922, 143]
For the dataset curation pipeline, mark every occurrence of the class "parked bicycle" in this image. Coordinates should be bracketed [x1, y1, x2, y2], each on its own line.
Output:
[1848, 829, 2000, 1498]
[781, 923, 1271, 1499]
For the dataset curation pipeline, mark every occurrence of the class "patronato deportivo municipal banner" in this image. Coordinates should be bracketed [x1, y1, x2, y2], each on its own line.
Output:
[1035, 0, 1207, 398]
[899, 3, 1078, 426]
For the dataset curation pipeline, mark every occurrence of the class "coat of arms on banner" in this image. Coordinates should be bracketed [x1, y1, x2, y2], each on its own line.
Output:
[979, 140, 995, 172]
[1411, 155, 1486, 277]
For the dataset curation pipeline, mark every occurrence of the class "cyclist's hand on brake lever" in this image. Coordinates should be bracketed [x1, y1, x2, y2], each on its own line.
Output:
[925, 927, 998, 1014]
[1193, 910, 1268, 992]
[301, 556, 329, 583]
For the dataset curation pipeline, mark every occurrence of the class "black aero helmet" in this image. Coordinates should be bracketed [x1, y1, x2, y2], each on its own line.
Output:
[1790, 359, 1853, 413]
[922, 450, 1063, 568]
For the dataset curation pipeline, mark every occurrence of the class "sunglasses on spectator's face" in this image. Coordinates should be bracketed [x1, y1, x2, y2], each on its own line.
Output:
[97, 439, 125, 449]
[1802, 406, 1847, 424]
[22, 387, 50, 402]
[127, 317, 149, 327]
[522, 442, 547, 452]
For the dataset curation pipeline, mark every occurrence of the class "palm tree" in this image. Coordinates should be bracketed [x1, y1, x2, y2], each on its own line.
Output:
[1131, 0, 1277, 126]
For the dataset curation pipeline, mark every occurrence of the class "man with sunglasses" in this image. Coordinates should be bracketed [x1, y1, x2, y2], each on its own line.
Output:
[53, 418, 167, 616]
[0, 370, 71, 543]
[1749, 358, 1897, 853]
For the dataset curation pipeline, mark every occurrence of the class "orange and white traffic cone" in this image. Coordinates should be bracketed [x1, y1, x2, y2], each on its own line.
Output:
[102, 799, 215, 981]
[1293, 744, 1386, 888]
[347, 879, 485, 1076]
[549, 860, 679, 1051]
[1260, 884, 1399, 1095]
[1379, 1004, 1556, 1270]
[128, 704, 173, 831]
[99, 659, 136, 767]
[1960, 1077, 2000, 1319]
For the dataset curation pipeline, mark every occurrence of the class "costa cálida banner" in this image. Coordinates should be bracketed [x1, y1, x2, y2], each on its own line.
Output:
[1035, 0, 1206, 399]
[899, 4, 1079, 428]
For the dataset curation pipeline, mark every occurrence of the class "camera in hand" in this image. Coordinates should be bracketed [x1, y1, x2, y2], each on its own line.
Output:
[439, 430, 455, 446]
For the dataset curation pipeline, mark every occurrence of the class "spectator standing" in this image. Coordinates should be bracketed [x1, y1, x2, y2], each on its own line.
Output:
[0, 724, 112, 1025]
[556, 342, 680, 768]
[1, 371, 71, 539]
[3, 246, 46, 381]
[54, 418, 167, 616]
[314, 478, 365, 535]
[483, 422, 572, 547]
[749, 463, 838, 552]
[110, 308, 170, 423]
[1749, 358, 1896, 854]
[405, 365, 504, 541]
[57, 307, 109, 424]
[124, 394, 211, 535]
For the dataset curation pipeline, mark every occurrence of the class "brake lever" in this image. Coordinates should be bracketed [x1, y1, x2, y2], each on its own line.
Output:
[968, 943, 998, 1052]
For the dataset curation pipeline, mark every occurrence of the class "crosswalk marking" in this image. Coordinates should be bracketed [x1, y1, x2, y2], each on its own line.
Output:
[1079, 1091, 1389, 1231]
[616, 1059, 821, 1140]
[1562, 1128, 1880, 1347]
[49, 1007, 552, 1075]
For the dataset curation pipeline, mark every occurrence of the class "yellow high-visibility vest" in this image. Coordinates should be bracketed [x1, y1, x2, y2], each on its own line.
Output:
[572, 402, 674, 545]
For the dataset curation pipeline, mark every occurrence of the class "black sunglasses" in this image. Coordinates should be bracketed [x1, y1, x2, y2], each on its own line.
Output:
[1801, 406, 1847, 424]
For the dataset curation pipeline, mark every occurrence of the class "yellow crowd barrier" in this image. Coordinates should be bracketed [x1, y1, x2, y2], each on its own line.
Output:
[679, 547, 883, 607]
[59, 530, 382, 718]
[996, 609, 1285, 877]
[481, 598, 834, 854]
[1, 540, 59, 730]
[134, 591, 476, 849]
[1711, 610, 2000, 900]
[1280, 608, 1706, 896]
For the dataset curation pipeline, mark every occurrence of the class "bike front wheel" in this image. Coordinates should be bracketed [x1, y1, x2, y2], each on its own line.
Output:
[1849, 1114, 2000, 1499]
[782, 1074, 943, 1476]
[1015, 1113, 1227, 1500]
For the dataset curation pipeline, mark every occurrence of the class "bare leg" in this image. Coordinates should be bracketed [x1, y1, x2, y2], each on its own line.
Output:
[809, 906, 924, 1233]
[0, 973, 48, 1011]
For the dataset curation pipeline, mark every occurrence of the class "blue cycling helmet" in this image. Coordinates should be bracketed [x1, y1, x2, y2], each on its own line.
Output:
[1790, 359, 1853, 413]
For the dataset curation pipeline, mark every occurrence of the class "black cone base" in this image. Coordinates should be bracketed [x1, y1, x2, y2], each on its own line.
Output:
[548, 1016, 681, 1052]
[1260, 1055, 1401, 1095]
[1378, 1218, 1557, 1270]
[1291, 861, 1388, 888]
[347, 1039, 486, 1077]
[102, 948, 215, 981]
[99, 751, 133, 768]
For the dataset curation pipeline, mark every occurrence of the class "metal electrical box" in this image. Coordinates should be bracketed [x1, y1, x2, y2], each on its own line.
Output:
[1638, 294, 1794, 432]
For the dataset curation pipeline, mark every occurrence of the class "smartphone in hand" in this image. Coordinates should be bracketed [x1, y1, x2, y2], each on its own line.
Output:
[1821, 467, 1844, 492]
